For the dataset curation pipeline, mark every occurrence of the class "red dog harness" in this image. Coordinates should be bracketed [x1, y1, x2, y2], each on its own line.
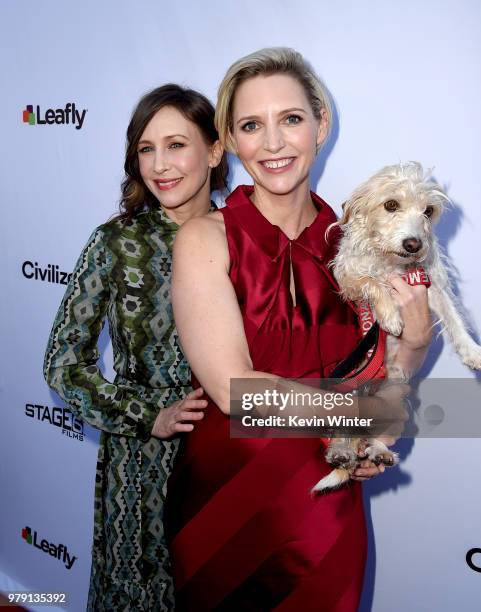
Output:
[330, 266, 431, 392]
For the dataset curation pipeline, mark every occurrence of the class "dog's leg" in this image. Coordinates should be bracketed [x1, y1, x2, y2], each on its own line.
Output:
[365, 438, 399, 467]
[428, 286, 481, 370]
[363, 280, 404, 337]
[312, 438, 358, 493]
[311, 468, 351, 493]
[385, 334, 409, 380]
[335, 270, 404, 337]
[325, 437, 358, 470]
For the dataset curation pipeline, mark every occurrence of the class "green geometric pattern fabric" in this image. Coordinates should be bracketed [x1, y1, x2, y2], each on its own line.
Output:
[44, 206, 193, 611]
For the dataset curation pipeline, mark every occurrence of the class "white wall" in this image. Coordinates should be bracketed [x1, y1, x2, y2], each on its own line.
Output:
[1, 1, 480, 610]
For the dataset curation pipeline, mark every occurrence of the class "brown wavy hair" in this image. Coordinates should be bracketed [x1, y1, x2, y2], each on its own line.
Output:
[115, 84, 228, 223]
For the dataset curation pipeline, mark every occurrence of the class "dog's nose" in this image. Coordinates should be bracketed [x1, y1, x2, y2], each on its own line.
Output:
[402, 237, 423, 253]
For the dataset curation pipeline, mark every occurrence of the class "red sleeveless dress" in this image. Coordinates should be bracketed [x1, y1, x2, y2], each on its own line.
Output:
[165, 185, 367, 611]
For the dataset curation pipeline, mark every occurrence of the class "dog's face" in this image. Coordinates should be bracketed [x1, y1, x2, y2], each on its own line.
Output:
[340, 162, 448, 265]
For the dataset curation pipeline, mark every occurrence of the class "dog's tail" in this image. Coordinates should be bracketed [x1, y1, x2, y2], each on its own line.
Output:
[311, 468, 351, 495]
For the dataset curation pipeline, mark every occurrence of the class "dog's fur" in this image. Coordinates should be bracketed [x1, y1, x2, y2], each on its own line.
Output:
[313, 162, 481, 493]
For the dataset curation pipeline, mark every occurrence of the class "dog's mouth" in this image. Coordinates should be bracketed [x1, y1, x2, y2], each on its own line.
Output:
[390, 251, 414, 259]
[386, 250, 425, 260]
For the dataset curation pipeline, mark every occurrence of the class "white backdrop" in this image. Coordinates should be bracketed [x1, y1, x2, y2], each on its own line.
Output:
[1, 1, 481, 610]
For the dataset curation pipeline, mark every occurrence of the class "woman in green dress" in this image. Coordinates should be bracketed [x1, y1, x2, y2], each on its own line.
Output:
[43, 84, 227, 611]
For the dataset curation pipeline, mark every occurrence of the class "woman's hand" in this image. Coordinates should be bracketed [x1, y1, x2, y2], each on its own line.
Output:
[389, 275, 432, 350]
[151, 387, 207, 439]
[350, 455, 386, 481]
[351, 383, 410, 482]
[387, 275, 433, 379]
[350, 438, 386, 482]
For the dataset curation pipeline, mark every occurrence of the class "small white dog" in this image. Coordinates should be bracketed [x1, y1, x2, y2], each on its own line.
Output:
[313, 161, 481, 492]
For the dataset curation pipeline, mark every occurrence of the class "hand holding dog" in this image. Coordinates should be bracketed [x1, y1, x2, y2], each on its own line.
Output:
[350, 382, 410, 482]
[350, 449, 385, 482]
[388, 275, 433, 379]
[389, 274, 432, 350]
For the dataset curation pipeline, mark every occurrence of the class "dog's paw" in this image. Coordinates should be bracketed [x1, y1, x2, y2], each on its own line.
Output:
[325, 445, 357, 470]
[459, 344, 481, 371]
[366, 446, 399, 467]
[376, 310, 404, 337]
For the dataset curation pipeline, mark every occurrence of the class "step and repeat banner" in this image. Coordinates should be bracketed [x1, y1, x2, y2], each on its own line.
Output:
[1, 1, 481, 610]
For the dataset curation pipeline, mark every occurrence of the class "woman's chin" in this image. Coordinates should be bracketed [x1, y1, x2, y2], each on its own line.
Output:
[156, 188, 193, 209]
[256, 175, 309, 197]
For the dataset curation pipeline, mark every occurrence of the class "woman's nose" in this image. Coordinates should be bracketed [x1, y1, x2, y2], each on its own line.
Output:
[263, 124, 285, 153]
[153, 151, 169, 174]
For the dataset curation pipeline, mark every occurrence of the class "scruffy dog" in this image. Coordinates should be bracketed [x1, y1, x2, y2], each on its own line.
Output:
[313, 161, 481, 493]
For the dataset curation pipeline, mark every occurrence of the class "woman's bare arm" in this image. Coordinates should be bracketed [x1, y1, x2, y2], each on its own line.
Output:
[172, 212, 280, 414]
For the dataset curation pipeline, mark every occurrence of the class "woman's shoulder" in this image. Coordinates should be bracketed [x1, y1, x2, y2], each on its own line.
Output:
[73, 218, 135, 262]
[174, 210, 229, 265]
[80, 219, 119, 252]
[101, 211, 147, 232]
[94, 211, 153, 244]
[177, 210, 226, 242]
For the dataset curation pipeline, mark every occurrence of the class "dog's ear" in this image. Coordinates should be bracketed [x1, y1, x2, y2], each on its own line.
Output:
[338, 199, 355, 226]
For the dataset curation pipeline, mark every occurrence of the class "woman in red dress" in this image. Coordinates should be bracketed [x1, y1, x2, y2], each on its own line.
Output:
[165, 48, 432, 611]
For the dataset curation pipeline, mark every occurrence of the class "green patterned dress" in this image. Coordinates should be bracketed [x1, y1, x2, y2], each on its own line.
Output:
[44, 206, 191, 611]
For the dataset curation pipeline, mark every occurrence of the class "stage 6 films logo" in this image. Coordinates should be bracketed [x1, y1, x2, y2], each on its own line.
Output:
[25, 403, 84, 441]
[21, 526, 77, 570]
[466, 548, 481, 573]
[22, 103, 87, 130]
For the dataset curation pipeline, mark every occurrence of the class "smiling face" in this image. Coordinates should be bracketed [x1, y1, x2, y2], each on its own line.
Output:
[138, 105, 217, 210]
[229, 73, 328, 197]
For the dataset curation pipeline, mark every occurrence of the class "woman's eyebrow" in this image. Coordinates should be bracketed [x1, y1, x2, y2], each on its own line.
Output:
[138, 134, 189, 145]
[236, 114, 261, 125]
[236, 107, 308, 124]
[279, 107, 307, 115]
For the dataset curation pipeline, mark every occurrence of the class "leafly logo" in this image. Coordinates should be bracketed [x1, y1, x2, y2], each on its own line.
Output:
[21, 526, 77, 570]
[22, 103, 87, 130]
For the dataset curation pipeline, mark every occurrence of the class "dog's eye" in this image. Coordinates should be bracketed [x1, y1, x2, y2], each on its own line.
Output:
[424, 205, 434, 218]
[384, 200, 399, 212]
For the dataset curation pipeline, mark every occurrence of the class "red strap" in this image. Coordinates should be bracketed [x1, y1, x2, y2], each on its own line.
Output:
[333, 328, 386, 393]
[334, 266, 430, 391]
[402, 266, 431, 288]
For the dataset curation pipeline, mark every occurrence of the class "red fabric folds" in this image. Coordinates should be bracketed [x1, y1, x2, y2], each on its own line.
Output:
[165, 186, 368, 611]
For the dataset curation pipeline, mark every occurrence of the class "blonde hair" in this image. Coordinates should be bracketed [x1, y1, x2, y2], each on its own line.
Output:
[215, 47, 333, 152]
